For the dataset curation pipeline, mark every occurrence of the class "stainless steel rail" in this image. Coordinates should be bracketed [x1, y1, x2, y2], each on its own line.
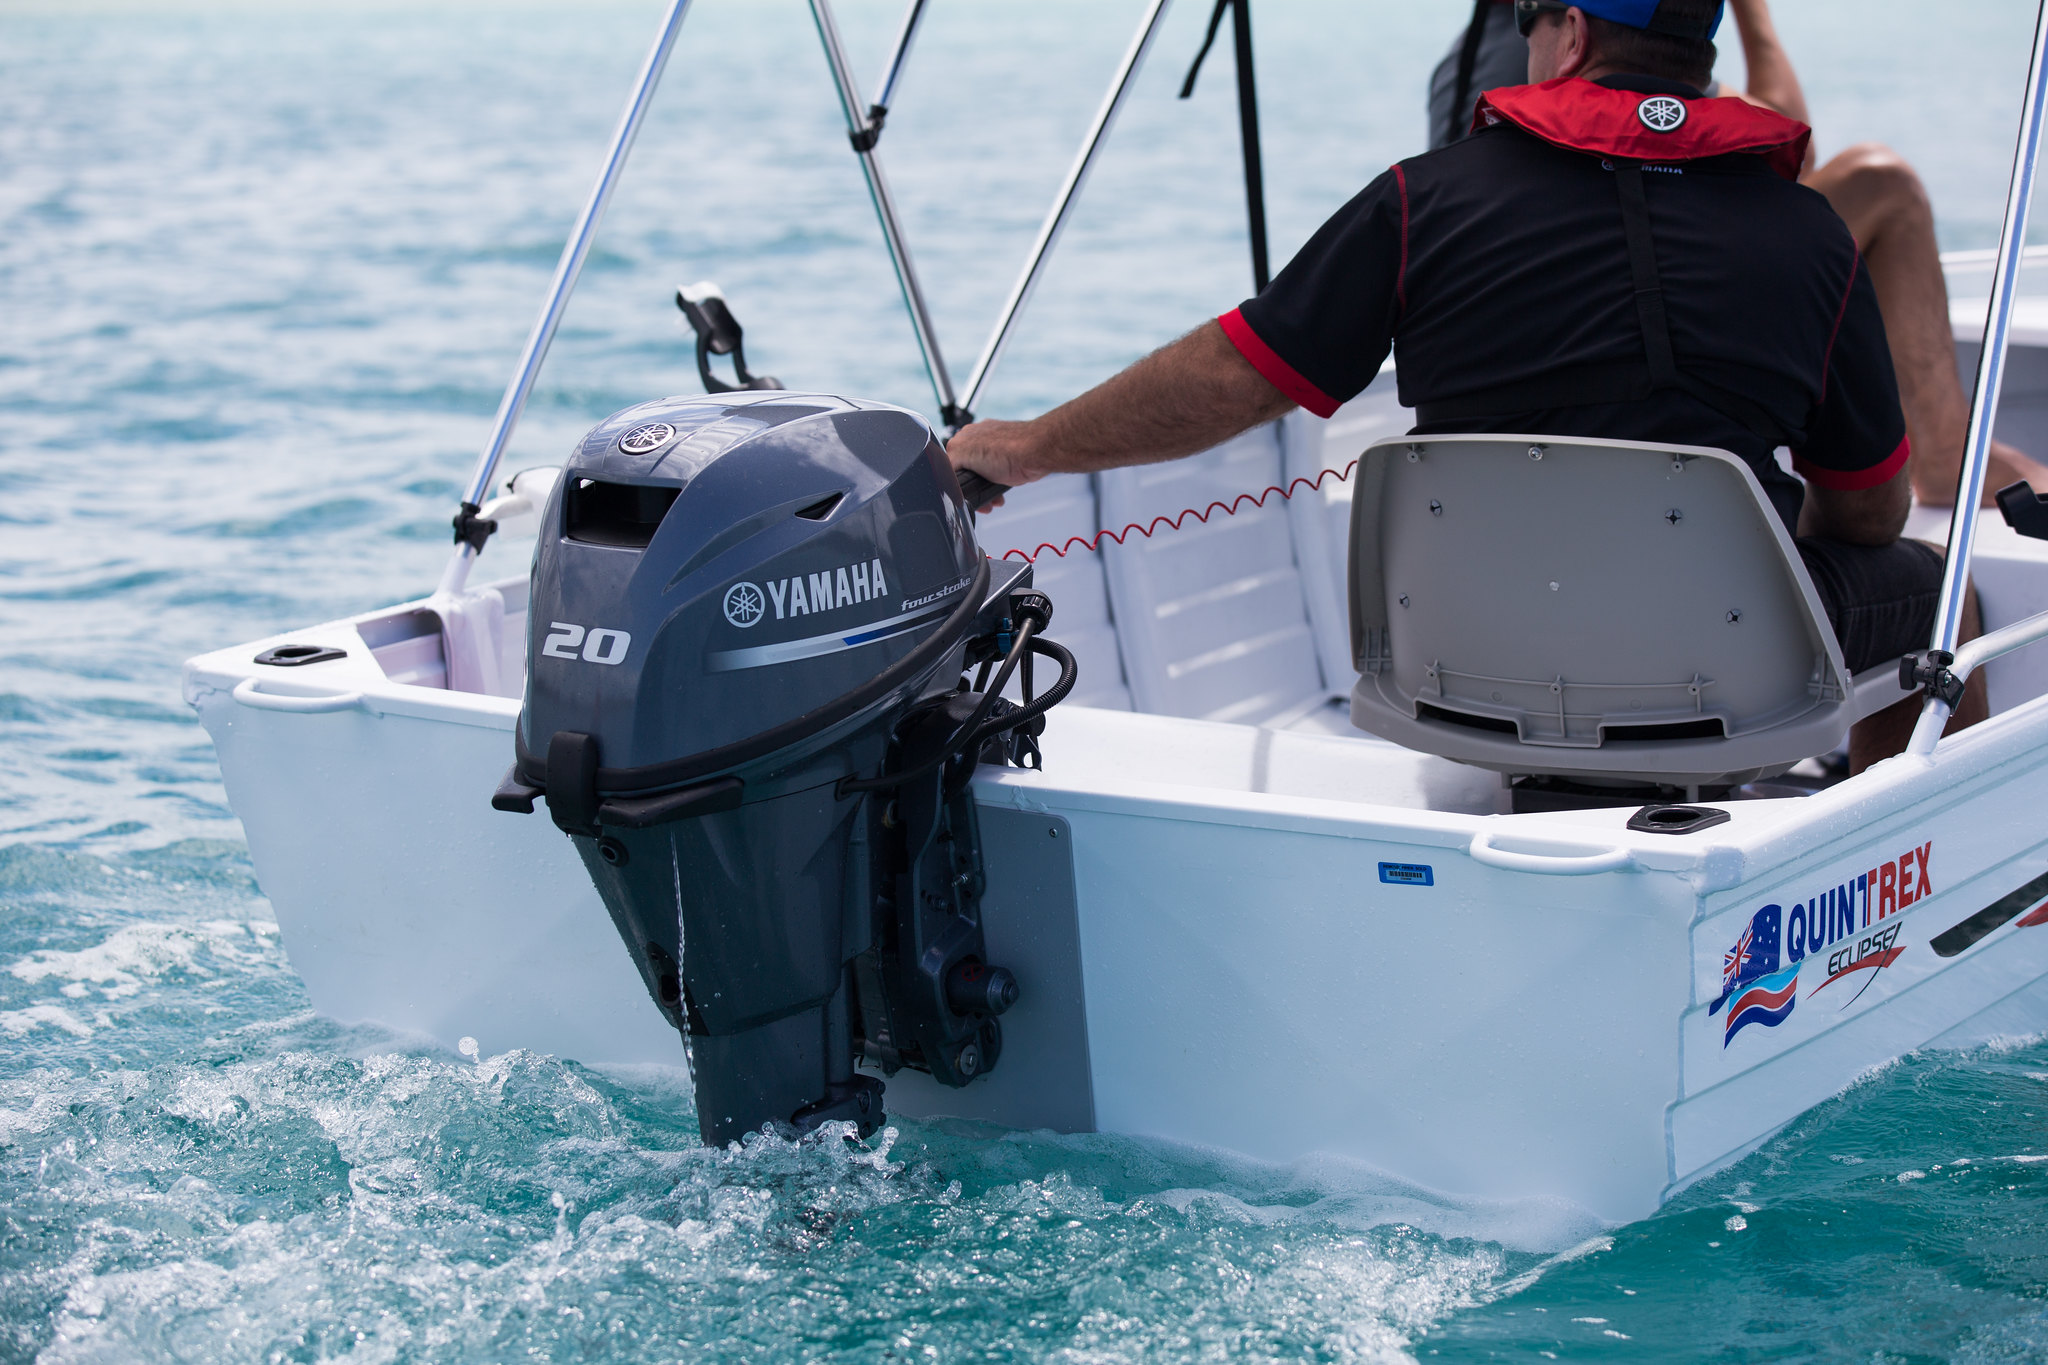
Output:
[1932, 607, 2048, 699]
[809, 0, 962, 422]
[440, 0, 696, 597]
[1912, 0, 2048, 754]
[871, 0, 931, 122]
[957, 0, 1175, 426]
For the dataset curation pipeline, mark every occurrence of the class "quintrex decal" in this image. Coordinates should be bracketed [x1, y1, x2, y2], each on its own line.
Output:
[1930, 866, 2048, 958]
[1712, 838, 1933, 1046]
[1809, 923, 1904, 1007]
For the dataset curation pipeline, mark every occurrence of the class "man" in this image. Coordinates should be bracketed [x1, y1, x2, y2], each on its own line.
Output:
[947, 0, 1983, 767]
[1430, 0, 2048, 509]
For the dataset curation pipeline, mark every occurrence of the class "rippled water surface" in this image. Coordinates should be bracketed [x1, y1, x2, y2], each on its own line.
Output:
[9, 1, 2048, 1359]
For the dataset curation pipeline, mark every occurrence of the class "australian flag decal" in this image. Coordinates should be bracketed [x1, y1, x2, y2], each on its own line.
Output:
[1710, 903, 1800, 1046]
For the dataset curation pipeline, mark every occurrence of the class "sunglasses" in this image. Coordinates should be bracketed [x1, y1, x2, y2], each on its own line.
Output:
[1514, 0, 1571, 36]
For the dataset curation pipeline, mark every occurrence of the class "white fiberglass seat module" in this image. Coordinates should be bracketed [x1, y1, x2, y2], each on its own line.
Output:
[1347, 434, 1903, 790]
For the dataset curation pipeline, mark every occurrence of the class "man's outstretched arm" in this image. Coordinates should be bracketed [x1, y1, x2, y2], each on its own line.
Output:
[1722, 0, 1817, 175]
[945, 321, 1294, 498]
[1724, 0, 1809, 123]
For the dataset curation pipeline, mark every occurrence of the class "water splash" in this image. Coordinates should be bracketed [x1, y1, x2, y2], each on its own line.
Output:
[7, 1, 2048, 1359]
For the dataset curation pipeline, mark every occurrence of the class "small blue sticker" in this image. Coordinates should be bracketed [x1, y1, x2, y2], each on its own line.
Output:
[1379, 862, 1434, 887]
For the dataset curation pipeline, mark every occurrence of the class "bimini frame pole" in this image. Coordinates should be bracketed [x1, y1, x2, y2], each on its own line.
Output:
[957, 0, 1175, 426]
[440, 0, 696, 598]
[870, 0, 931, 125]
[809, 0, 963, 425]
[1910, 0, 2048, 755]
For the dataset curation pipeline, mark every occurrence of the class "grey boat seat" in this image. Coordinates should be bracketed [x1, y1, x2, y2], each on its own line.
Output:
[1346, 434, 1908, 791]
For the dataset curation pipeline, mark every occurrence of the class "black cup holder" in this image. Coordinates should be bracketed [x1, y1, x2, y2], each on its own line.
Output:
[254, 643, 347, 668]
[1626, 804, 1732, 836]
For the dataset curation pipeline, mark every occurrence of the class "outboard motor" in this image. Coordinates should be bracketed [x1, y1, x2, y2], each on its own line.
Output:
[493, 394, 1072, 1145]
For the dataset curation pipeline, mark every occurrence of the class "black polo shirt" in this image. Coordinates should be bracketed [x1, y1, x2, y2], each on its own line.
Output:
[1221, 74, 1909, 531]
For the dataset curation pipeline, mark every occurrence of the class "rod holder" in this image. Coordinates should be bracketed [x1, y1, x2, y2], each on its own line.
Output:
[1997, 479, 2048, 541]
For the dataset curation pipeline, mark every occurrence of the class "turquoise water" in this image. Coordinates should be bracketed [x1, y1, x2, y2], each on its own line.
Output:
[8, 1, 2048, 1359]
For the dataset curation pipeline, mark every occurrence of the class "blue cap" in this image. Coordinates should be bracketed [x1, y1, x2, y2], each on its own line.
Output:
[1575, 0, 1725, 40]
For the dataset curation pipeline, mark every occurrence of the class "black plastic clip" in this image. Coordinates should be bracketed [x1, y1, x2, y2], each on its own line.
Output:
[974, 697, 1046, 771]
[544, 731, 602, 837]
[940, 402, 973, 429]
[849, 119, 882, 154]
[1901, 650, 1967, 708]
[453, 501, 497, 554]
[1997, 480, 2048, 542]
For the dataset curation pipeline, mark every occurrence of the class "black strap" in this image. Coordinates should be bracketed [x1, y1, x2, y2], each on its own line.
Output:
[1418, 159, 1795, 447]
[1613, 160, 1792, 444]
[1446, 0, 1493, 149]
[1180, 0, 1270, 291]
[1613, 161, 1683, 390]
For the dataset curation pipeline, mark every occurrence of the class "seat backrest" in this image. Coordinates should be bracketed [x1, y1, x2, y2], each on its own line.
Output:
[1097, 423, 1327, 723]
[1284, 369, 1418, 693]
[1347, 434, 1854, 787]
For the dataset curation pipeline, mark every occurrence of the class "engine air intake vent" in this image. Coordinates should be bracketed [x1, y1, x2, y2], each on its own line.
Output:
[566, 479, 681, 548]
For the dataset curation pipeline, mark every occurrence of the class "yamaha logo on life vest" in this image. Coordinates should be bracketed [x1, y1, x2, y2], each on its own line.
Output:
[1637, 95, 1688, 133]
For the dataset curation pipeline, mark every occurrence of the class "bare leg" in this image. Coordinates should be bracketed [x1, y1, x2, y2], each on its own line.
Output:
[1848, 583, 1990, 772]
[1806, 144, 2048, 508]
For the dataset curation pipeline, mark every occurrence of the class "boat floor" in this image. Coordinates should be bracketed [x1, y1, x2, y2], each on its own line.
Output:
[1022, 695, 1869, 846]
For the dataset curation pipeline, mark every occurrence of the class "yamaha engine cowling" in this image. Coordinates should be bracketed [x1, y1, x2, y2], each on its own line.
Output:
[494, 394, 1070, 1145]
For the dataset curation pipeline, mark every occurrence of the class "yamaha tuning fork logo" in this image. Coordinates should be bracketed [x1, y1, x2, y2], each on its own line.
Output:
[619, 422, 678, 455]
[1637, 95, 1687, 133]
[723, 582, 767, 628]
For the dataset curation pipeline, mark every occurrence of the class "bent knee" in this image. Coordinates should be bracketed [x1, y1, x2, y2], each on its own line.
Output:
[1816, 142, 1931, 207]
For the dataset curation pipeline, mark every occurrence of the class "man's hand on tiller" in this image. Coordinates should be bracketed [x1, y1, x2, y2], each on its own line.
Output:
[945, 419, 1043, 510]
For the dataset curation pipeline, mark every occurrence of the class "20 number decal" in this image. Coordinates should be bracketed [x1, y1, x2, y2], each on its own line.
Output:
[543, 622, 632, 666]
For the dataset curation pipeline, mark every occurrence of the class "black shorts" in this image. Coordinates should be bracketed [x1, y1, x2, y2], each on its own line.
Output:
[1797, 537, 1945, 675]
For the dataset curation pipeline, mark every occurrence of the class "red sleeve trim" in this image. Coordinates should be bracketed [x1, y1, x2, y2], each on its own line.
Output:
[1794, 435, 1910, 491]
[1217, 308, 1341, 418]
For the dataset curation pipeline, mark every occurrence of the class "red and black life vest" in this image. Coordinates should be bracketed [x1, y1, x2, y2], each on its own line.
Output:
[1422, 78, 1816, 445]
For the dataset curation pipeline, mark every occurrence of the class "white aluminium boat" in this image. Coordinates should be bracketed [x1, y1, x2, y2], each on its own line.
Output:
[184, 0, 2048, 1224]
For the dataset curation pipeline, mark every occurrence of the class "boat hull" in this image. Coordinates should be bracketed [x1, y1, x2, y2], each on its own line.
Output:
[187, 599, 2048, 1224]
